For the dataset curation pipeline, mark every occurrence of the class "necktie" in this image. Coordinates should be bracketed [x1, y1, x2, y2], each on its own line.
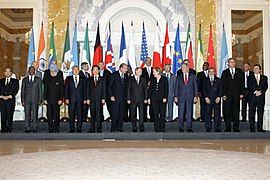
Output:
[121, 74, 124, 84]
[85, 72, 88, 78]
[167, 73, 170, 81]
[6, 78, 9, 86]
[231, 69, 235, 79]
[256, 75, 260, 85]
[245, 72, 248, 88]
[210, 77, 214, 86]
[184, 74, 188, 85]
[137, 77, 139, 85]
[75, 76, 78, 88]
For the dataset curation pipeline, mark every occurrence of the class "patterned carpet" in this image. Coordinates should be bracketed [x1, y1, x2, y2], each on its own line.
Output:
[0, 148, 270, 179]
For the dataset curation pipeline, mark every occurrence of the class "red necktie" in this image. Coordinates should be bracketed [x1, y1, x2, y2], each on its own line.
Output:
[184, 74, 188, 85]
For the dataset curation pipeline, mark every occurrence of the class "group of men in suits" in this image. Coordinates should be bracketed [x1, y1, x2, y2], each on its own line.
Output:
[0, 57, 268, 133]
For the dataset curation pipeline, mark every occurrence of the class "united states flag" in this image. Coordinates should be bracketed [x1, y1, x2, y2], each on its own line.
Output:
[140, 22, 148, 68]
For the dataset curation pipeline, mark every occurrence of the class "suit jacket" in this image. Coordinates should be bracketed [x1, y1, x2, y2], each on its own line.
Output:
[100, 69, 111, 99]
[247, 74, 268, 102]
[127, 76, 148, 103]
[202, 76, 222, 103]
[148, 76, 168, 101]
[43, 72, 64, 104]
[162, 73, 176, 99]
[79, 70, 90, 79]
[243, 71, 254, 89]
[0, 78, 19, 103]
[221, 68, 244, 97]
[197, 71, 208, 94]
[177, 68, 196, 77]
[174, 73, 198, 102]
[86, 76, 106, 101]
[108, 71, 128, 102]
[64, 75, 87, 103]
[141, 67, 154, 85]
[21, 76, 42, 104]
[26, 70, 42, 79]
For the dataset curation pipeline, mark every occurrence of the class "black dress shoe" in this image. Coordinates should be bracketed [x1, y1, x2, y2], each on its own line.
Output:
[25, 130, 31, 133]
[233, 129, 241, 132]
[140, 129, 145, 132]
[69, 130, 75, 133]
[250, 129, 256, 133]
[132, 129, 137, 132]
[224, 129, 231, 132]
[116, 130, 123, 132]
[215, 130, 222, 132]
[1, 130, 7, 133]
[54, 130, 59, 133]
[110, 130, 116, 133]
[179, 129, 184, 132]
[47, 131, 54, 133]
[76, 129, 82, 133]
[206, 130, 211, 132]
[88, 130, 95, 133]
[32, 130, 37, 133]
[258, 129, 266, 133]
[187, 129, 193, 133]
[97, 131, 102, 133]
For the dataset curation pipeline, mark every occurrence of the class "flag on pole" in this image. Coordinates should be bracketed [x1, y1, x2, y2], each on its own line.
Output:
[196, 23, 204, 72]
[61, 22, 71, 73]
[207, 23, 216, 70]
[81, 22, 91, 65]
[219, 24, 229, 77]
[119, 22, 127, 65]
[105, 23, 116, 73]
[162, 23, 171, 68]
[153, 22, 161, 68]
[93, 23, 103, 66]
[48, 22, 57, 69]
[37, 22, 46, 71]
[172, 23, 183, 74]
[71, 22, 79, 67]
[27, 27, 35, 68]
[128, 21, 137, 73]
[140, 22, 148, 68]
[185, 23, 194, 69]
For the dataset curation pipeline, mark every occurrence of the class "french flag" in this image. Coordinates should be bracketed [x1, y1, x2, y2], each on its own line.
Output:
[119, 22, 127, 65]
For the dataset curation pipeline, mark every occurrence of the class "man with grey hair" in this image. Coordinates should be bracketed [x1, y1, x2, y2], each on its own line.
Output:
[21, 66, 42, 133]
[43, 64, 64, 133]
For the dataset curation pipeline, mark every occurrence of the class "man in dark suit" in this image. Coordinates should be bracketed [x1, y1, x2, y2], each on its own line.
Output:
[242, 62, 253, 122]
[21, 66, 42, 133]
[162, 64, 176, 122]
[79, 62, 90, 121]
[202, 67, 222, 132]
[248, 64, 268, 132]
[98, 62, 112, 121]
[32, 61, 43, 79]
[65, 65, 87, 133]
[221, 58, 244, 132]
[127, 67, 148, 132]
[0, 67, 19, 133]
[141, 57, 154, 122]
[108, 63, 128, 132]
[176, 59, 196, 76]
[197, 62, 209, 122]
[43, 64, 64, 133]
[174, 63, 198, 132]
[86, 65, 106, 133]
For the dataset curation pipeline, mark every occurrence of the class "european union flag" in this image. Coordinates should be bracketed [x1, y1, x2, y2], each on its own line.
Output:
[173, 24, 183, 74]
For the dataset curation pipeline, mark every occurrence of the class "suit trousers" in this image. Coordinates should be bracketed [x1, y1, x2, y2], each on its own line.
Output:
[152, 99, 166, 132]
[25, 103, 39, 131]
[249, 98, 265, 131]
[205, 103, 221, 131]
[130, 101, 145, 131]
[111, 101, 126, 131]
[178, 100, 193, 130]
[241, 88, 249, 121]
[68, 102, 83, 131]
[90, 100, 103, 132]
[0, 100, 15, 132]
[166, 97, 174, 122]
[47, 104, 60, 132]
[223, 96, 240, 130]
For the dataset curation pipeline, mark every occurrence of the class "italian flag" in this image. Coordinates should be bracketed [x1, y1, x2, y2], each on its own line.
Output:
[81, 22, 91, 65]
[185, 23, 194, 69]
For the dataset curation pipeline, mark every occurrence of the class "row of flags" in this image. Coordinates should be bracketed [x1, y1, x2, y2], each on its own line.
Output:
[27, 21, 229, 76]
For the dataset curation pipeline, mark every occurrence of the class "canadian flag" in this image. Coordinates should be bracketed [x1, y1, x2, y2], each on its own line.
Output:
[153, 22, 161, 68]
[162, 23, 171, 68]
